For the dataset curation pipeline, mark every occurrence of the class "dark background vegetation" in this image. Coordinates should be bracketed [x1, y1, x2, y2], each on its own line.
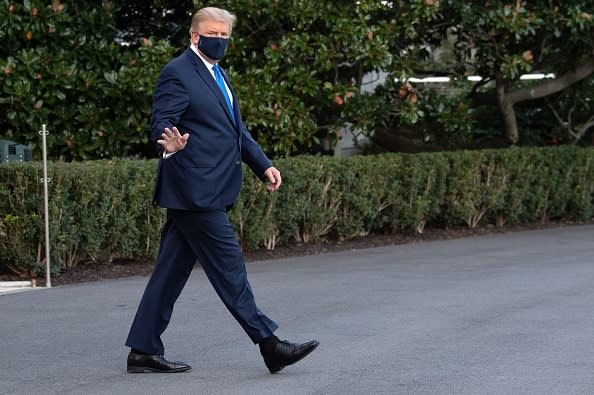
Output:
[1, 0, 592, 160]
[0, 1, 593, 281]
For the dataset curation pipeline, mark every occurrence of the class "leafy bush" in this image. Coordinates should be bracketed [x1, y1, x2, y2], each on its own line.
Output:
[0, 1, 176, 160]
[0, 160, 164, 276]
[0, 147, 593, 277]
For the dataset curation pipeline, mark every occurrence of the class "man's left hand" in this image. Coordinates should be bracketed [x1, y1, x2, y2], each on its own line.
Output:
[264, 167, 282, 192]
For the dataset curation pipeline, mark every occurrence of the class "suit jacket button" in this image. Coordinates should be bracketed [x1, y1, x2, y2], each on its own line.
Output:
[235, 161, 240, 165]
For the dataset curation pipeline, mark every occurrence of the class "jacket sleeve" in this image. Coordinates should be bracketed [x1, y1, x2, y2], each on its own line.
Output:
[150, 65, 189, 155]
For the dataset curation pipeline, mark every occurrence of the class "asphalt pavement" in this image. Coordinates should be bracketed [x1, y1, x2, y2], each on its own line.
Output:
[1, 225, 594, 395]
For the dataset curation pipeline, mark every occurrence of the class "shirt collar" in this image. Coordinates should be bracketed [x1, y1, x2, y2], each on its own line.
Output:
[190, 43, 216, 76]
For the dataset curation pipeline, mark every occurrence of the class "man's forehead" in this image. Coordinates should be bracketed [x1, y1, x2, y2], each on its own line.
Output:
[199, 20, 230, 33]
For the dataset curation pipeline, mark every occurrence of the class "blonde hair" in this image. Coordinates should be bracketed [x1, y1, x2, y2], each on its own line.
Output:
[190, 7, 237, 36]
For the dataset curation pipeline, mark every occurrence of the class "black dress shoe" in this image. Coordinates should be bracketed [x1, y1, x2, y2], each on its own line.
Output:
[260, 337, 320, 374]
[127, 351, 191, 373]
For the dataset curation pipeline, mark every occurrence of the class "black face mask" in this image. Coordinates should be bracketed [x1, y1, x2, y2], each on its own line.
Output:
[198, 35, 229, 61]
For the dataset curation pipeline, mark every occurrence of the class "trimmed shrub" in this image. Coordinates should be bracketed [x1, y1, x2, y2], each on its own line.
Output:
[1, 147, 593, 277]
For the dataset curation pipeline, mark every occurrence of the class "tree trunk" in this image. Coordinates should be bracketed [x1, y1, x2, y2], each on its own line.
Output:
[495, 74, 519, 144]
[475, 51, 594, 144]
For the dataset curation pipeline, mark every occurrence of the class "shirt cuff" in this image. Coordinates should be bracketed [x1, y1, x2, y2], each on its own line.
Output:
[163, 150, 177, 159]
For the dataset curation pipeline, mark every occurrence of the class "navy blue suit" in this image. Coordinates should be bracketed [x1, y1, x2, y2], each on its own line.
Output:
[125, 48, 278, 355]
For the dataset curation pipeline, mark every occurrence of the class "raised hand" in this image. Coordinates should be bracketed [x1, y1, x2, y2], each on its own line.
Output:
[157, 127, 189, 153]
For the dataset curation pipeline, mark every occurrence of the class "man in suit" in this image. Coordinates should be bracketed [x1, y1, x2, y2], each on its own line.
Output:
[125, 7, 319, 374]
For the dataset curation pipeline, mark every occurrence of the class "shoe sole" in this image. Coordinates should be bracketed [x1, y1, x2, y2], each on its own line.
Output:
[127, 366, 192, 373]
[268, 341, 320, 374]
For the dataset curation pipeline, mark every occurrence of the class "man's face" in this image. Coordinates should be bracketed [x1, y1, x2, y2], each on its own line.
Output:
[191, 20, 230, 46]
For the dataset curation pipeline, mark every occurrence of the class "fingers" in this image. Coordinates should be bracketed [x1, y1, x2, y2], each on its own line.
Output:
[161, 128, 188, 141]
[163, 127, 181, 138]
[265, 167, 282, 192]
[177, 133, 189, 150]
[160, 127, 189, 151]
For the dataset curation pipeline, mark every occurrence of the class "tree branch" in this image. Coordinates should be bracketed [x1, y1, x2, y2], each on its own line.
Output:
[507, 51, 594, 104]
[545, 97, 566, 127]
[574, 114, 594, 144]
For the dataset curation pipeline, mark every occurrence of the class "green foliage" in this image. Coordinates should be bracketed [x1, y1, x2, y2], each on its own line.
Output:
[1, 1, 592, 160]
[544, 75, 594, 145]
[444, 150, 510, 227]
[0, 1, 177, 160]
[274, 156, 344, 243]
[369, 0, 594, 148]
[0, 163, 44, 276]
[0, 159, 164, 276]
[333, 155, 404, 238]
[345, 78, 476, 149]
[190, 0, 405, 156]
[444, 1, 594, 79]
[229, 165, 279, 250]
[2, 147, 593, 277]
[390, 152, 449, 233]
[115, 0, 194, 46]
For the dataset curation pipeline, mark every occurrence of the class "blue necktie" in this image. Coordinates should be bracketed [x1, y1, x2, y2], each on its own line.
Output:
[212, 64, 236, 125]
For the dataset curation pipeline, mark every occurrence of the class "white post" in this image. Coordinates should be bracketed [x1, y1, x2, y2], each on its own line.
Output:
[39, 124, 51, 288]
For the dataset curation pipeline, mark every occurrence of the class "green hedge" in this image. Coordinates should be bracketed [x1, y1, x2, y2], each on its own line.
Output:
[1, 147, 593, 277]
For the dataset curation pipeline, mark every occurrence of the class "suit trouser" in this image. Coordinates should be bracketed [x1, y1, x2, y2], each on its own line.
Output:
[125, 208, 278, 355]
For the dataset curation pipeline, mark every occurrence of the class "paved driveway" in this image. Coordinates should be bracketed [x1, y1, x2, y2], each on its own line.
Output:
[1, 225, 593, 394]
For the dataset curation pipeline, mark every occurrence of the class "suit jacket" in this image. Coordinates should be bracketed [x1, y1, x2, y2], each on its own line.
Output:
[150, 48, 272, 210]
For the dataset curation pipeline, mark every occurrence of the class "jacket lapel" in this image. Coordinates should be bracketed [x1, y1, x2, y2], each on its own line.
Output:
[185, 49, 238, 130]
